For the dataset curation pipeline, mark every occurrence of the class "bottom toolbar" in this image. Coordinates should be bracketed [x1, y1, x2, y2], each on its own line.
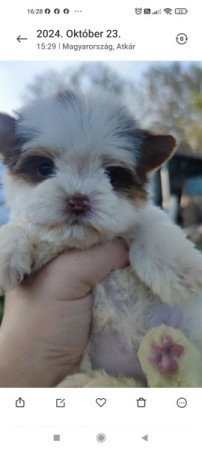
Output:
[0, 388, 199, 449]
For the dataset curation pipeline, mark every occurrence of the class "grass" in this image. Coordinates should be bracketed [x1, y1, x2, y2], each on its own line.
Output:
[196, 241, 202, 252]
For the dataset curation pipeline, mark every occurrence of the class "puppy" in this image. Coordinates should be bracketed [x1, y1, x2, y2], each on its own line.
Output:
[0, 89, 202, 387]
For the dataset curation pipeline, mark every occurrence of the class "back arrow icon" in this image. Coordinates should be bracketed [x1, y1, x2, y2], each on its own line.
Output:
[142, 435, 149, 441]
[17, 35, 28, 43]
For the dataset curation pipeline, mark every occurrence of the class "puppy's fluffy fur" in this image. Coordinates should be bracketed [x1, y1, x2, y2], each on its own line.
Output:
[0, 90, 202, 387]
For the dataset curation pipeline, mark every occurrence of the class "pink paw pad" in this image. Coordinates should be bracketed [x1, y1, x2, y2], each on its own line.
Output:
[149, 335, 184, 375]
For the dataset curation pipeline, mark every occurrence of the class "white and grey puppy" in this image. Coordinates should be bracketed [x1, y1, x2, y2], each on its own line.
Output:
[0, 90, 202, 388]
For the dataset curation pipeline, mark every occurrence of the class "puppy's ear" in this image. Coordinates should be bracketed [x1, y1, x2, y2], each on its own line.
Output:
[0, 113, 17, 164]
[137, 132, 176, 175]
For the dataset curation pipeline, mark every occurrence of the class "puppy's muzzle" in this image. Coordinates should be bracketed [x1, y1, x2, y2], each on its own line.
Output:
[66, 193, 90, 215]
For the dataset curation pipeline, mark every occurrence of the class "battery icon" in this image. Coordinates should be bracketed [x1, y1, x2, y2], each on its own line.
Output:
[175, 8, 188, 14]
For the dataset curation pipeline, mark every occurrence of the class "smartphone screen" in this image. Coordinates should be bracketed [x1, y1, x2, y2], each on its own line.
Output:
[0, 1, 201, 448]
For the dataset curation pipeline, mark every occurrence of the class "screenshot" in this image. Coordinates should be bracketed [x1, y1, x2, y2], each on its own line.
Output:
[0, 0, 201, 448]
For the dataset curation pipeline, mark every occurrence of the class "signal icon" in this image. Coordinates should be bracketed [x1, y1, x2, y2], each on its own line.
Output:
[152, 9, 161, 14]
[164, 8, 172, 14]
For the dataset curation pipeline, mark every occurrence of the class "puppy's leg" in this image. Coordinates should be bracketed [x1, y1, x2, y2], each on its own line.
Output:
[129, 204, 202, 304]
[0, 224, 33, 293]
[85, 372, 143, 387]
[0, 225, 68, 293]
[58, 371, 142, 387]
[58, 373, 96, 388]
[58, 351, 143, 387]
[138, 325, 202, 387]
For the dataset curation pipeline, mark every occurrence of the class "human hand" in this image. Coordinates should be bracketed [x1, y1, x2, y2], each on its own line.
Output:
[0, 239, 128, 387]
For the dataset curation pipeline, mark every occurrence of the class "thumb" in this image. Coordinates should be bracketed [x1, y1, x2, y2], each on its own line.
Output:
[24, 239, 129, 300]
[74, 238, 129, 287]
[40, 239, 129, 298]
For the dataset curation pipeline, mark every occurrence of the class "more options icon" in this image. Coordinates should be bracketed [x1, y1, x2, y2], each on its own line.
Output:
[177, 397, 187, 408]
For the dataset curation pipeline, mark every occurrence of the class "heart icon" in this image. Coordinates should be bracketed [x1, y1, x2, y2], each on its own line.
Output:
[96, 398, 107, 407]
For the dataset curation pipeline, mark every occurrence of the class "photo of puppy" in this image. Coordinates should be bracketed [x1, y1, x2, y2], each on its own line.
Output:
[0, 89, 202, 387]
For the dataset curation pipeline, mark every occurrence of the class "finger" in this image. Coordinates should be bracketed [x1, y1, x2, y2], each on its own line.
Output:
[38, 239, 129, 297]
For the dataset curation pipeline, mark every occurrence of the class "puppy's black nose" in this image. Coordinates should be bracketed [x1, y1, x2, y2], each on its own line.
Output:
[67, 194, 90, 214]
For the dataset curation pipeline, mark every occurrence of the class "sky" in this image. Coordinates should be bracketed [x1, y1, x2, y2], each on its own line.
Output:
[0, 60, 199, 114]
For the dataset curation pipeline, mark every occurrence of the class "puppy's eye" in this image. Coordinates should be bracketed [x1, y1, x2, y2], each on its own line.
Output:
[14, 155, 55, 183]
[105, 166, 136, 190]
[38, 162, 55, 176]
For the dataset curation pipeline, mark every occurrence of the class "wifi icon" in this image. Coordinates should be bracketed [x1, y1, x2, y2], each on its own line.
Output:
[164, 8, 172, 14]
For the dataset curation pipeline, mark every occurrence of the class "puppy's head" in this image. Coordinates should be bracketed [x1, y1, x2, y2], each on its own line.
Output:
[0, 90, 176, 247]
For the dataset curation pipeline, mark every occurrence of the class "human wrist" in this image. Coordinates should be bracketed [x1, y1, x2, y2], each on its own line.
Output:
[0, 329, 79, 387]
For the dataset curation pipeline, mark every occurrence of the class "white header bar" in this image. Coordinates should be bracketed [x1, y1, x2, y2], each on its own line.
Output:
[0, 0, 200, 60]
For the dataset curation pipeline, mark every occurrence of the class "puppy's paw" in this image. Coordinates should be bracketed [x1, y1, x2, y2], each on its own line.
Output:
[138, 325, 202, 387]
[0, 225, 32, 293]
[147, 333, 184, 375]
